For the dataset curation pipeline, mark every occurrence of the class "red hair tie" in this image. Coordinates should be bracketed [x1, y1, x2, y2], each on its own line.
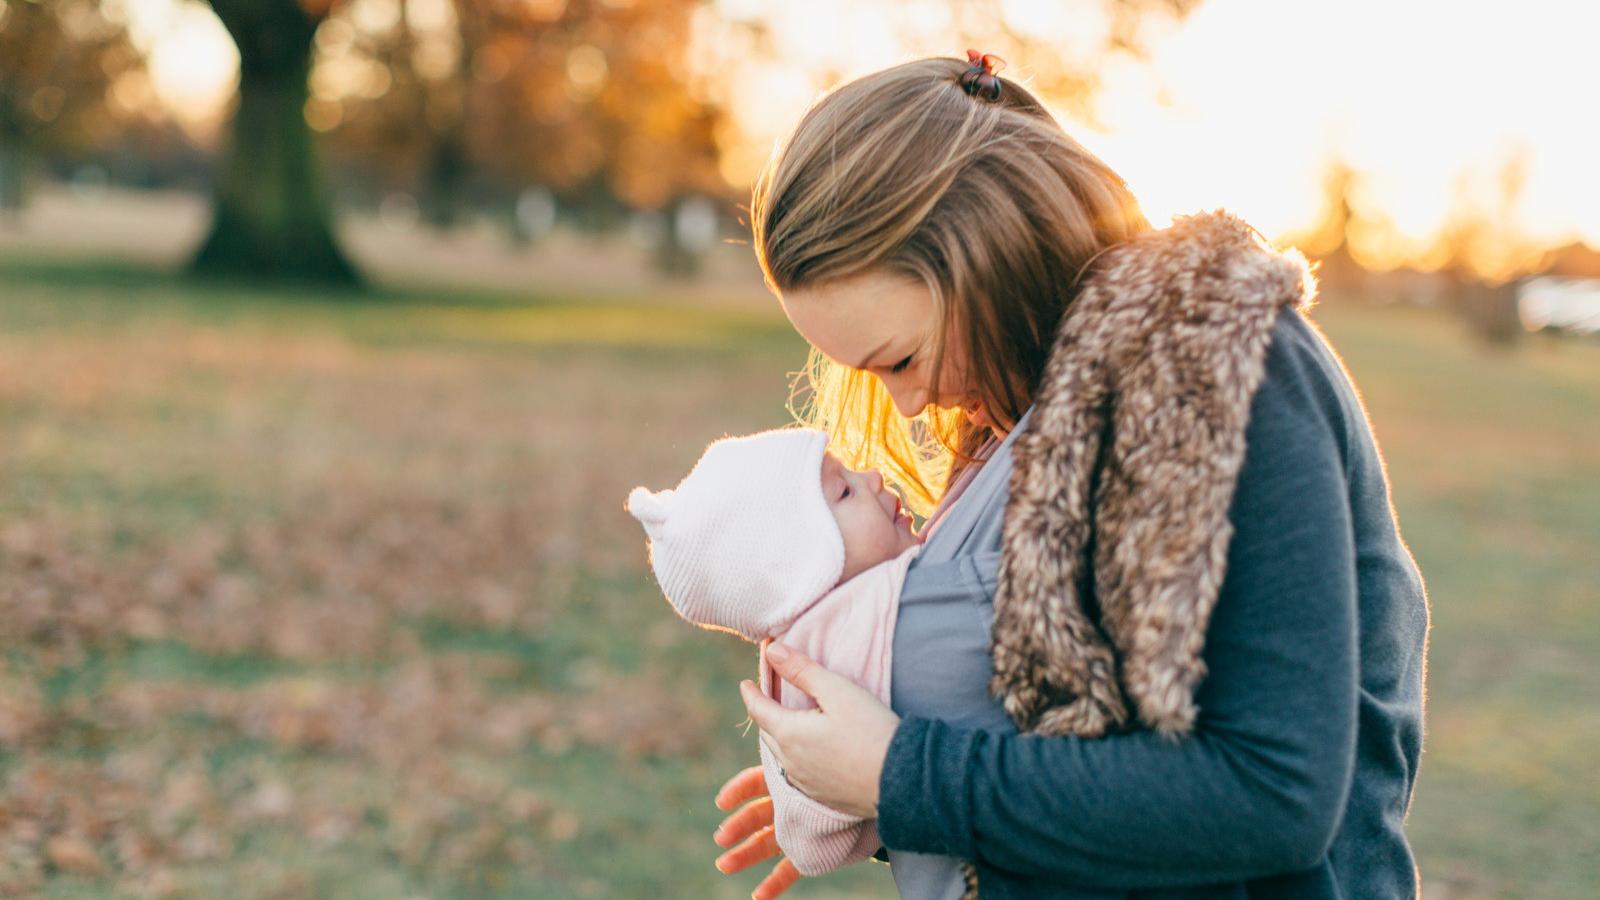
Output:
[961, 48, 1007, 101]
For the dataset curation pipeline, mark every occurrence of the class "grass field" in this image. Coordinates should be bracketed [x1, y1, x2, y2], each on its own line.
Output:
[1, 260, 1596, 899]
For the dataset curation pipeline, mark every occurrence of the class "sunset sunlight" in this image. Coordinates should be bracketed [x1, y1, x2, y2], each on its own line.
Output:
[693, 0, 1600, 278]
[2, 1, 1596, 896]
[119, 0, 1599, 275]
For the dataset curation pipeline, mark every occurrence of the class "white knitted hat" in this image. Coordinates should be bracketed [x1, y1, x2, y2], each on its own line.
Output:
[625, 428, 846, 642]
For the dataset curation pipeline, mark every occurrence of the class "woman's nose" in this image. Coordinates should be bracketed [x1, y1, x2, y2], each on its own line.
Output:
[879, 378, 925, 419]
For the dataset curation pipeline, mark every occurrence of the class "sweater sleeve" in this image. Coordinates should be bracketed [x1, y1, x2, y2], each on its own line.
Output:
[875, 318, 1362, 889]
[758, 720, 883, 876]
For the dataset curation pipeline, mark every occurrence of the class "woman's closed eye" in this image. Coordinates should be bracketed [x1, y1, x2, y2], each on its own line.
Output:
[889, 354, 913, 374]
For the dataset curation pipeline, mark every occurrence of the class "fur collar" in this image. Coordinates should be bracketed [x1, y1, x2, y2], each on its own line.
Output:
[990, 210, 1318, 739]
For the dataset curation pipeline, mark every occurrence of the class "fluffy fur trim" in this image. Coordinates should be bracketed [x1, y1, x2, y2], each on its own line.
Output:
[990, 209, 1317, 739]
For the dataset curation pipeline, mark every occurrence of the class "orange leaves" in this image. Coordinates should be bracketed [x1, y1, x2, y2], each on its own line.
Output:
[0, 290, 792, 894]
[46, 834, 105, 875]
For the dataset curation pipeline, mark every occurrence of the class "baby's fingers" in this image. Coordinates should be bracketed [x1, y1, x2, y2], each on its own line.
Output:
[714, 824, 780, 875]
[714, 765, 769, 811]
[754, 858, 802, 900]
[713, 795, 773, 847]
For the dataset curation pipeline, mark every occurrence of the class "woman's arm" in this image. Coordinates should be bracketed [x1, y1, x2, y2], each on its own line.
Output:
[875, 325, 1362, 888]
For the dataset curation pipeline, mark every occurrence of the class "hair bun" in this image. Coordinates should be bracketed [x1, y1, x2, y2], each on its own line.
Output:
[960, 48, 1007, 101]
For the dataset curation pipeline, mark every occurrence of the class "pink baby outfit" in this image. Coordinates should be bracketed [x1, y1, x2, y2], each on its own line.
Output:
[625, 426, 994, 877]
[755, 542, 921, 876]
[755, 449, 992, 876]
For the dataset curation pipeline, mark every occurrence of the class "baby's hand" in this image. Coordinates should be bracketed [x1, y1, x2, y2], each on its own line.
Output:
[713, 765, 803, 899]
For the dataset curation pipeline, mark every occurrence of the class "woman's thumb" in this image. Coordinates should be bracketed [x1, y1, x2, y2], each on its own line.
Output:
[765, 643, 829, 698]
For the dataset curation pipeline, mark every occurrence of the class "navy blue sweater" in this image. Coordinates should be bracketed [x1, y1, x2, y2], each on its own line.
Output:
[876, 308, 1431, 898]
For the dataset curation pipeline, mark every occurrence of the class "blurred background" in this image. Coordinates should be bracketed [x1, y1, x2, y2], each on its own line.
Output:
[0, 0, 1595, 897]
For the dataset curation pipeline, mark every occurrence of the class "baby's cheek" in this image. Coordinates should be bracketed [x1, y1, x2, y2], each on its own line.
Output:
[837, 519, 878, 571]
[838, 518, 874, 573]
[873, 519, 909, 562]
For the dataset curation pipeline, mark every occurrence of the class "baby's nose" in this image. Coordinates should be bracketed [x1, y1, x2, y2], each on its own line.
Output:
[866, 469, 884, 494]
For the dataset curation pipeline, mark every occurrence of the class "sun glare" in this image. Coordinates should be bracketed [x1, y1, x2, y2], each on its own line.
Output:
[1026, 0, 1600, 269]
[111, 0, 1600, 267]
[122, 0, 238, 132]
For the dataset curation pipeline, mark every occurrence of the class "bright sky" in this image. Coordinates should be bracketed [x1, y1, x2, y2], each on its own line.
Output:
[118, 0, 1600, 269]
[1081, 0, 1600, 268]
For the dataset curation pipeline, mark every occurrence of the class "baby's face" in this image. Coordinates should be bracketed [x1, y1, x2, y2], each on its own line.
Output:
[820, 451, 921, 584]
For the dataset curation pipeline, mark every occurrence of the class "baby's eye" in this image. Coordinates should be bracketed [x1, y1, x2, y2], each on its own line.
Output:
[890, 354, 913, 374]
[840, 485, 851, 500]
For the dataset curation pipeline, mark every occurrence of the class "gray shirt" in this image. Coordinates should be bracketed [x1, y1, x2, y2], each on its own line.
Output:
[886, 404, 1034, 899]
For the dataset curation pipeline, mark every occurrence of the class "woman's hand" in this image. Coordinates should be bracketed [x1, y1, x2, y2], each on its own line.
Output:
[738, 642, 901, 819]
[712, 765, 802, 899]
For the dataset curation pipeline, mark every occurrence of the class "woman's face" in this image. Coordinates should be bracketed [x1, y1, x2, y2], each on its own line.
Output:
[780, 270, 997, 431]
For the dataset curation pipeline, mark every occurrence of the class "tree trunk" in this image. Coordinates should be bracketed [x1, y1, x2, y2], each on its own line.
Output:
[419, 132, 468, 231]
[1446, 268, 1522, 347]
[0, 139, 26, 218]
[191, 0, 359, 285]
[653, 211, 702, 278]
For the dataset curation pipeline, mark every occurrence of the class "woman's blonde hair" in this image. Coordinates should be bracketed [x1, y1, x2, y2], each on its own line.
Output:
[751, 56, 1151, 518]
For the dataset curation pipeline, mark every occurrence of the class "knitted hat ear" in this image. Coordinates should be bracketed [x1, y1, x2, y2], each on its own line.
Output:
[626, 486, 673, 539]
[626, 428, 845, 642]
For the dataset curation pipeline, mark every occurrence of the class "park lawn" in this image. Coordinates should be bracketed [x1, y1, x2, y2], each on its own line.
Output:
[1, 261, 1596, 898]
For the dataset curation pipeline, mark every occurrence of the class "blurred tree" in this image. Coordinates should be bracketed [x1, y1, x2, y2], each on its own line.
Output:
[983, 0, 1200, 125]
[191, 0, 360, 284]
[1439, 149, 1535, 346]
[321, 0, 727, 271]
[197, 0, 1198, 282]
[1291, 160, 1369, 296]
[0, 0, 143, 215]
[1539, 242, 1600, 280]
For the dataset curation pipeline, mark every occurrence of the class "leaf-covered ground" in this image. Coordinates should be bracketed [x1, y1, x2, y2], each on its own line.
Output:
[1, 263, 1595, 898]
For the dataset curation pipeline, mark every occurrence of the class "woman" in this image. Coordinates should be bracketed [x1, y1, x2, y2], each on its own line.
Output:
[711, 54, 1429, 899]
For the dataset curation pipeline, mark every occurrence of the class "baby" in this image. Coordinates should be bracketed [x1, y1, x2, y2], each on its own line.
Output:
[625, 427, 922, 876]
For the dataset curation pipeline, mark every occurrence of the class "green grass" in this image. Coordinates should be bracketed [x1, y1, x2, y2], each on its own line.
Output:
[1, 261, 1595, 897]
